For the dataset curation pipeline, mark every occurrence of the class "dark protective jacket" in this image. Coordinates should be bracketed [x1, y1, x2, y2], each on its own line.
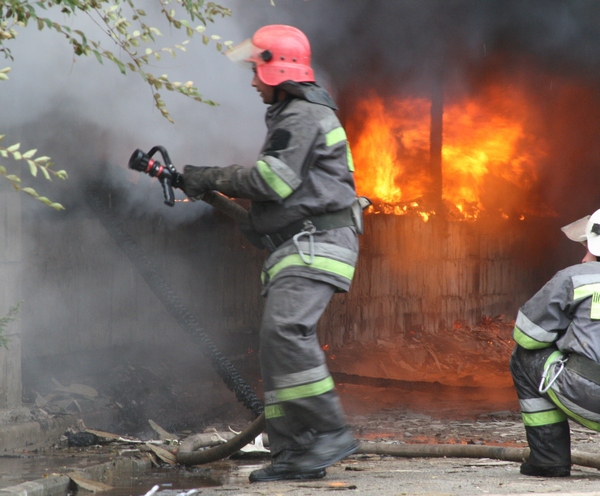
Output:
[183, 83, 359, 293]
[513, 262, 600, 429]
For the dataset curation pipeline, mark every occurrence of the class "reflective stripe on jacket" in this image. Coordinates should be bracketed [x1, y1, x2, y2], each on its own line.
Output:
[513, 263, 600, 358]
[248, 96, 356, 233]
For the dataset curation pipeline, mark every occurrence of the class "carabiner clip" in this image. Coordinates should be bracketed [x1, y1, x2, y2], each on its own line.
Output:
[539, 357, 567, 394]
[293, 221, 316, 265]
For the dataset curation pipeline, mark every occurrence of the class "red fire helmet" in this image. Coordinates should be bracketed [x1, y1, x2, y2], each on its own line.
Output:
[226, 25, 315, 86]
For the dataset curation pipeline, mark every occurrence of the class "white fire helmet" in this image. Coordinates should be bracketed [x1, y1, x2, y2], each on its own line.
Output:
[561, 209, 600, 256]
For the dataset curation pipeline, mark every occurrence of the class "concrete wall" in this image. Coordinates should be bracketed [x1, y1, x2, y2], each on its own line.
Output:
[0, 183, 22, 409]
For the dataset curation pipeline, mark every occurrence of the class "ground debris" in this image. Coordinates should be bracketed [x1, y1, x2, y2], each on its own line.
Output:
[297, 480, 358, 490]
[149, 419, 180, 441]
[64, 422, 179, 451]
[52, 377, 99, 398]
[145, 443, 177, 465]
[67, 472, 113, 492]
[329, 316, 516, 388]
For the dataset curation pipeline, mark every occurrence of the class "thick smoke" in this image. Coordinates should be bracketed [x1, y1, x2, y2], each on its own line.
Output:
[234, 0, 600, 260]
[1, 2, 268, 224]
[0, 2, 270, 428]
[243, 1, 600, 89]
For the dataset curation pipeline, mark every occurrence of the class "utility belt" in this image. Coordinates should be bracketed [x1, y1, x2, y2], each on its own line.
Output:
[261, 207, 354, 253]
[566, 352, 600, 386]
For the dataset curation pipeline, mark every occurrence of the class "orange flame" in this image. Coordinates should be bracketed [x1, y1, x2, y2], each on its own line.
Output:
[348, 84, 549, 220]
[349, 96, 431, 206]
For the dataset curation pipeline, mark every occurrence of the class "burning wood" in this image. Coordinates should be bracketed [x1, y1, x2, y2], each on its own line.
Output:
[347, 83, 554, 221]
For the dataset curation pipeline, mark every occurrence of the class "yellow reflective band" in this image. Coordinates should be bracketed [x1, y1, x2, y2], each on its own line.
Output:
[574, 283, 600, 300]
[521, 409, 567, 427]
[326, 127, 347, 147]
[547, 388, 600, 432]
[347, 145, 355, 172]
[264, 254, 355, 283]
[265, 404, 285, 419]
[513, 326, 553, 350]
[592, 292, 600, 320]
[276, 376, 335, 402]
[257, 160, 293, 199]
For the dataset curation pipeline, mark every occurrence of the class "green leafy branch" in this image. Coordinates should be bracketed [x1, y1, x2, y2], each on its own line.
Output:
[0, 132, 67, 211]
[0, 302, 21, 349]
[0, 1, 234, 206]
[2, 1, 233, 122]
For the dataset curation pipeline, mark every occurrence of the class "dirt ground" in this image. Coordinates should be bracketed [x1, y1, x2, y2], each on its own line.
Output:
[7, 384, 600, 496]
[12, 327, 600, 495]
[328, 316, 517, 389]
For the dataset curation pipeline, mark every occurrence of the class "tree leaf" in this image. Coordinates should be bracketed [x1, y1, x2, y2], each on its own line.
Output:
[115, 59, 126, 75]
[93, 50, 103, 64]
[28, 160, 38, 177]
[22, 149, 37, 159]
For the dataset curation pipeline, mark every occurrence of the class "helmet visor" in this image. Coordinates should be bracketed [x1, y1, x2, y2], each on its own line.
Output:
[561, 215, 590, 244]
[225, 39, 261, 70]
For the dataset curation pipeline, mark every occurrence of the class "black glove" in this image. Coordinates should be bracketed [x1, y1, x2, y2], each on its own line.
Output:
[182, 165, 219, 197]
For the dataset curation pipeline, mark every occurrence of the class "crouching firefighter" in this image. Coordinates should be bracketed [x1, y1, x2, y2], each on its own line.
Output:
[175, 25, 366, 482]
[510, 209, 600, 477]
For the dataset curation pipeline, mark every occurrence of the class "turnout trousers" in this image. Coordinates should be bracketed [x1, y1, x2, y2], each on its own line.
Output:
[259, 275, 347, 458]
[510, 345, 571, 468]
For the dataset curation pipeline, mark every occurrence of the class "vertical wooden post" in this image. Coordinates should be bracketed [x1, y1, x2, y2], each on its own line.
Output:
[429, 76, 444, 211]
[0, 180, 22, 409]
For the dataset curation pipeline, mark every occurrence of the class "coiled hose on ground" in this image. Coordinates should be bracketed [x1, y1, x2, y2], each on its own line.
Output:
[88, 187, 263, 418]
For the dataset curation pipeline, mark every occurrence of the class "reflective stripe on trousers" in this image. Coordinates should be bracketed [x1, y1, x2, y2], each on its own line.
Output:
[259, 275, 347, 456]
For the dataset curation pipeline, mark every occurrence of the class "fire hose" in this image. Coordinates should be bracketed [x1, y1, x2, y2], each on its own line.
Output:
[175, 411, 600, 470]
[87, 185, 262, 418]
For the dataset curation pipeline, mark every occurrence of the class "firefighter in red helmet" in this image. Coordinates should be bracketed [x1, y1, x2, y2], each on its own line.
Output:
[510, 210, 600, 477]
[179, 25, 363, 482]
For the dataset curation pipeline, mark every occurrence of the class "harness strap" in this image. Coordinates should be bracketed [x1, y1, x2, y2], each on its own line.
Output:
[261, 207, 354, 251]
[566, 353, 600, 386]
